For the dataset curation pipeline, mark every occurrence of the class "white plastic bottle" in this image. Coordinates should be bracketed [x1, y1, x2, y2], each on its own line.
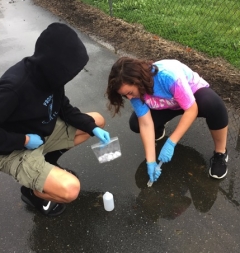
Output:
[103, 191, 115, 211]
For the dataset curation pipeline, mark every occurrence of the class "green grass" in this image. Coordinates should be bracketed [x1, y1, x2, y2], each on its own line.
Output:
[81, 0, 240, 69]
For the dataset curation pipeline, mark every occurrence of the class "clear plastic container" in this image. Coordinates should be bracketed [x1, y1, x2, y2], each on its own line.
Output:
[103, 191, 115, 211]
[91, 137, 122, 163]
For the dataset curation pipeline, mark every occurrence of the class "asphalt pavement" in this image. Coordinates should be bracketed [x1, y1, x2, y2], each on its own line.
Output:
[0, 1, 240, 252]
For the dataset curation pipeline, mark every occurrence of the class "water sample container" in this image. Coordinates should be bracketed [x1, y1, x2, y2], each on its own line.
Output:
[103, 191, 115, 211]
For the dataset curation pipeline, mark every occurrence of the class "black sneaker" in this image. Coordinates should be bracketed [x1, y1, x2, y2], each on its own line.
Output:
[21, 186, 66, 217]
[209, 150, 228, 179]
[44, 149, 68, 165]
[44, 150, 79, 179]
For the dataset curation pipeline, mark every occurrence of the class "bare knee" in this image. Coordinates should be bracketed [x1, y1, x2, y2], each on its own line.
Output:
[41, 168, 81, 203]
[62, 178, 80, 203]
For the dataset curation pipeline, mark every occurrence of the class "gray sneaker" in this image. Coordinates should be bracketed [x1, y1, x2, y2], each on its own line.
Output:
[155, 122, 169, 141]
[155, 127, 166, 141]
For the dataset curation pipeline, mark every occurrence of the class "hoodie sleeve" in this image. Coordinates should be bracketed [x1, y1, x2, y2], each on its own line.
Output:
[0, 88, 26, 153]
[59, 95, 97, 136]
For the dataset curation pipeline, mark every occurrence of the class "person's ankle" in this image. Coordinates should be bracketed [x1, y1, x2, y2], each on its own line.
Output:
[214, 148, 227, 154]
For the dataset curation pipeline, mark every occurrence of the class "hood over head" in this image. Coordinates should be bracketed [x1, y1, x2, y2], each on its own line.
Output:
[28, 22, 89, 90]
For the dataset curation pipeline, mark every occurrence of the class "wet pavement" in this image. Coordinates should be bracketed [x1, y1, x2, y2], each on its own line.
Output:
[0, 0, 240, 252]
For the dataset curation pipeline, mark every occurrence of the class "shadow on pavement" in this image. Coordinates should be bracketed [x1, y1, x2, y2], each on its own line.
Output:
[135, 139, 220, 221]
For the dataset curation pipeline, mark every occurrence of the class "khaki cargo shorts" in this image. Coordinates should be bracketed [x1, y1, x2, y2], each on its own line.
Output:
[0, 118, 77, 192]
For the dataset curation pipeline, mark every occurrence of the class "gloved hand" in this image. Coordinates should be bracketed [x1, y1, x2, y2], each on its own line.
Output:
[146, 161, 161, 182]
[25, 134, 44, 150]
[92, 127, 110, 144]
[158, 137, 176, 163]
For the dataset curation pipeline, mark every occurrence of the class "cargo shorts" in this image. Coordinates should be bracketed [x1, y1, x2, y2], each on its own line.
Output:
[0, 118, 77, 192]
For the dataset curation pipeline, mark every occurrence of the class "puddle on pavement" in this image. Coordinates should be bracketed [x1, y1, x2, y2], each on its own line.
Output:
[135, 144, 220, 221]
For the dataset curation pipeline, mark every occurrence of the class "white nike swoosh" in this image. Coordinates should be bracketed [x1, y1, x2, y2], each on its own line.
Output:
[43, 201, 51, 211]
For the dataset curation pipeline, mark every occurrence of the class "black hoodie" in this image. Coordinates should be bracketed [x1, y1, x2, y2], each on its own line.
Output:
[0, 23, 97, 155]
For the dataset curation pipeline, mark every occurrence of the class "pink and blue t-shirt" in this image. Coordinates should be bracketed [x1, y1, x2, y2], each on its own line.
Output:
[130, 59, 210, 117]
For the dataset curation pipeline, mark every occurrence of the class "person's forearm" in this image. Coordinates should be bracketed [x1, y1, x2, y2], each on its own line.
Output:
[138, 112, 156, 162]
[140, 124, 156, 162]
[170, 102, 198, 143]
[25, 135, 30, 145]
[0, 130, 26, 153]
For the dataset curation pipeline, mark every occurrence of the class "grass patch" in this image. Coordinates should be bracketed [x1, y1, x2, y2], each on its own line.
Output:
[81, 0, 240, 69]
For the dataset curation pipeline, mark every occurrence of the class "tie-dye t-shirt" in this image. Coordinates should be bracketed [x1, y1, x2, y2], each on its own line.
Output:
[130, 59, 209, 117]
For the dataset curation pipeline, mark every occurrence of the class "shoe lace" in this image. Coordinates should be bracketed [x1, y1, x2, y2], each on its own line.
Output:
[211, 153, 226, 165]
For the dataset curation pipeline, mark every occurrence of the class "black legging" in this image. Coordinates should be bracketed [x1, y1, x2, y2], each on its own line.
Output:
[129, 88, 228, 134]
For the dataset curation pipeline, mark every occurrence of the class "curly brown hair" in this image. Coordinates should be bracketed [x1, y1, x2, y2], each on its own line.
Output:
[106, 57, 158, 116]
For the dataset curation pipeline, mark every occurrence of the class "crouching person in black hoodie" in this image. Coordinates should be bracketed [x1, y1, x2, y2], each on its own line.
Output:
[0, 23, 111, 217]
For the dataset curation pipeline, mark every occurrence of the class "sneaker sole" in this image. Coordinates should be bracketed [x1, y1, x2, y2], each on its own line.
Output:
[209, 168, 228, 179]
[155, 128, 166, 141]
[43, 203, 66, 217]
[209, 155, 228, 179]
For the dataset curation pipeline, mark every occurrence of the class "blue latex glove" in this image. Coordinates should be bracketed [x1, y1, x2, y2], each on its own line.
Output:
[158, 137, 176, 163]
[92, 127, 110, 144]
[146, 161, 161, 182]
[25, 134, 44, 150]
